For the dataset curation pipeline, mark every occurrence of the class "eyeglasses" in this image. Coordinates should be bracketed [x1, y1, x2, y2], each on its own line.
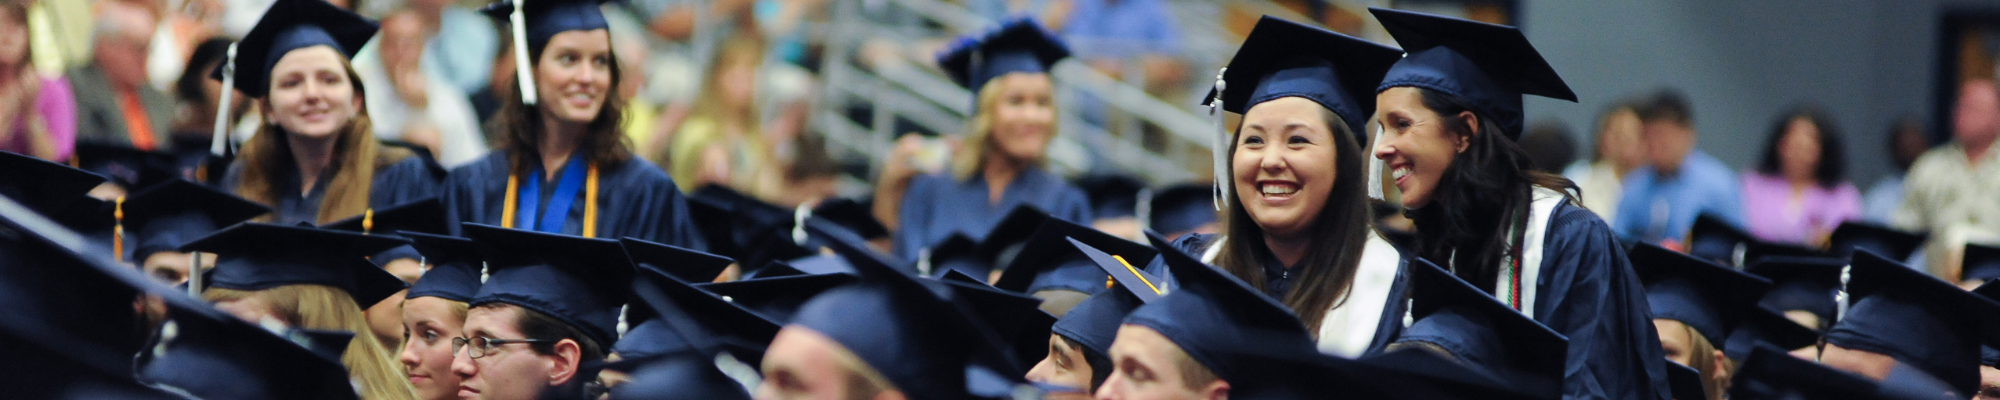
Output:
[452, 336, 554, 359]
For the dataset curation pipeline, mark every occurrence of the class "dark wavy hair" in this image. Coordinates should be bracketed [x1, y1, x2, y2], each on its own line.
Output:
[1755, 105, 1847, 189]
[488, 32, 632, 176]
[1405, 88, 1579, 291]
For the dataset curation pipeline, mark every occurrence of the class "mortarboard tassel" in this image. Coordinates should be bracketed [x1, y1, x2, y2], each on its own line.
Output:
[1208, 68, 1229, 212]
[509, 0, 537, 106]
[212, 43, 237, 157]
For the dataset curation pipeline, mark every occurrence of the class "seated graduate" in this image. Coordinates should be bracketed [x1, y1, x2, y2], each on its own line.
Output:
[989, 214, 1160, 315]
[1025, 235, 1170, 398]
[1169, 15, 1408, 358]
[444, 0, 701, 247]
[321, 198, 450, 351]
[180, 222, 417, 400]
[1631, 243, 1773, 400]
[449, 224, 635, 400]
[216, 0, 438, 226]
[113, 179, 268, 285]
[753, 229, 1006, 400]
[600, 238, 775, 389]
[1383, 258, 1569, 400]
[1817, 250, 2000, 398]
[396, 231, 485, 400]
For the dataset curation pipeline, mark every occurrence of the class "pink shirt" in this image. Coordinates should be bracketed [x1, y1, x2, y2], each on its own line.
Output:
[3, 76, 77, 160]
[1739, 172, 1861, 245]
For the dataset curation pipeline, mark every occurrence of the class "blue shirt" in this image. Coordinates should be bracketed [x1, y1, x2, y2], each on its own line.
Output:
[1613, 150, 1743, 244]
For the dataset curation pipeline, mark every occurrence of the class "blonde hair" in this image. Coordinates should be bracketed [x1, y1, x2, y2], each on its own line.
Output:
[206, 285, 420, 400]
[950, 75, 1058, 181]
[235, 59, 410, 224]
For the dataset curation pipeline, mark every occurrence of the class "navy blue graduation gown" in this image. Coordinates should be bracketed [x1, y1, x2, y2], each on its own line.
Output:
[892, 167, 1090, 261]
[1170, 232, 1409, 357]
[1528, 202, 1670, 400]
[220, 155, 440, 225]
[440, 152, 703, 249]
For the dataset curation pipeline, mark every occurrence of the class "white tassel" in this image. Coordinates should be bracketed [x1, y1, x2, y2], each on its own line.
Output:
[1367, 123, 1386, 201]
[510, 1, 537, 106]
[210, 43, 237, 157]
[1208, 67, 1229, 211]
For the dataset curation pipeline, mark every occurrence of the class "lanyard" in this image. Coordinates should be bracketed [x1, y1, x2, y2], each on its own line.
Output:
[502, 155, 600, 237]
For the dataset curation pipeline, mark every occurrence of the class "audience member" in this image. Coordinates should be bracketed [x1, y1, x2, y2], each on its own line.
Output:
[1740, 105, 1859, 247]
[70, 1, 176, 152]
[0, 0, 75, 161]
[1614, 89, 1743, 246]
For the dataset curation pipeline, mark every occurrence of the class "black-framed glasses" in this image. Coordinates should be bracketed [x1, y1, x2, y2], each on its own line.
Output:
[452, 336, 554, 359]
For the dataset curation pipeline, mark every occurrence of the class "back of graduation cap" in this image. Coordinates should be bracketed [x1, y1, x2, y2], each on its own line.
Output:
[1395, 257, 1568, 399]
[463, 223, 635, 349]
[1371, 7, 1579, 139]
[695, 272, 857, 322]
[614, 239, 777, 364]
[1745, 255, 1846, 330]
[120, 179, 270, 263]
[1046, 236, 1170, 391]
[181, 222, 411, 307]
[993, 215, 1158, 300]
[936, 17, 1069, 107]
[1122, 230, 1318, 385]
[1823, 249, 2000, 397]
[1204, 15, 1402, 140]
[139, 305, 357, 400]
[0, 151, 108, 216]
[1688, 213, 1754, 267]
[215, 0, 376, 98]
[400, 231, 485, 302]
[1827, 221, 1927, 262]
[1148, 184, 1219, 239]
[1631, 242, 1772, 349]
[1960, 242, 2000, 283]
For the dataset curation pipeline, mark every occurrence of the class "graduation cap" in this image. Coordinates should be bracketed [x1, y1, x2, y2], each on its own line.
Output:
[1203, 15, 1402, 140]
[1664, 361, 1706, 400]
[1370, 7, 1579, 139]
[992, 217, 1157, 296]
[181, 222, 411, 308]
[463, 223, 635, 349]
[695, 272, 856, 323]
[1147, 184, 1219, 238]
[620, 238, 734, 284]
[138, 305, 357, 400]
[1822, 249, 2000, 396]
[1726, 345, 1882, 400]
[1745, 255, 1846, 329]
[1046, 236, 1170, 390]
[1076, 173, 1147, 221]
[1961, 242, 2000, 283]
[119, 179, 270, 263]
[613, 254, 778, 365]
[1687, 214, 1753, 267]
[935, 17, 1069, 106]
[811, 197, 889, 240]
[399, 231, 484, 302]
[0, 151, 108, 216]
[1121, 231, 1319, 385]
[1827, 221, 1927, 262]
[603, 352, 751, 400]
[69, 142, 179, 188]
[935, 269, 1058, 378]
[1631, 243, 1772, 349]
[1396, 257, 1569, 399]
[479, 0, 612, 106]
[1722, 306, 1820, 362]
[213, 0, 377, 98]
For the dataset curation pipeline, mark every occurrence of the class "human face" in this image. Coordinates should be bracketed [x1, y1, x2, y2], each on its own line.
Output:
[400, 296, 467, 400]
[1026, 334, 1095, 396]
[452, 306, 555, 400]
[1373, 87, 1467, 209]
[1643, 120, 1694, 175]
[988, 73, 1056, 164]
[1095, 325, 1221, 400]
[755, 326, 881, 400]
[1816, 343, 1899, 381]
[1234, 97, 1338, 239]
[1777, 118, 1822, 183]
[264, 46, 361, 140]
[534, 30, 614, 125]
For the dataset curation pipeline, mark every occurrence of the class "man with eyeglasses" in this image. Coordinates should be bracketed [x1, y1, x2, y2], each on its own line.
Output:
[450, 224, 635, 400]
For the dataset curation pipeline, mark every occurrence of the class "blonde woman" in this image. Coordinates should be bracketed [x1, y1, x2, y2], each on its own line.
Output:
[219, 0, 438, 226]
[183, 223, 417, 400]
[877, 18, 1090, 262]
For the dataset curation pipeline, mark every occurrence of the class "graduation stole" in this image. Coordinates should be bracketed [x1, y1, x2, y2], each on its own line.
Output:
[501, 155, 600, 238]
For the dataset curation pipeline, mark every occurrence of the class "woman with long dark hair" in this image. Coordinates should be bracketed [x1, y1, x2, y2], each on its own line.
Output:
[441, 0, 701, 247]
[1740, 105, 1859, 247]
[1367, 8, 1668, 399]
[1168, 16, 1408, 357]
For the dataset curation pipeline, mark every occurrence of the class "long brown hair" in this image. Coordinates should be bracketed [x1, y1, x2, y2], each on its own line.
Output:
[235, 59, 408, 224]
[205, 285, 419, 400]
[1405, 88, 1578, 292]
[1211, 106, 1372, 337]
[489, 32, 631, 177]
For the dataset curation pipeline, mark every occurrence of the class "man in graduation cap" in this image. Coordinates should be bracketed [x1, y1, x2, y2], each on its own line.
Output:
[451, 224, 634, 400]
[1817, 250, 2000, 398]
